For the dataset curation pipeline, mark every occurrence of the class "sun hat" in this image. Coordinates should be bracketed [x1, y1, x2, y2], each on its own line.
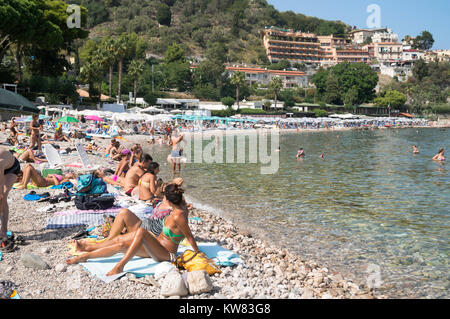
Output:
[121, 148, 131, 155]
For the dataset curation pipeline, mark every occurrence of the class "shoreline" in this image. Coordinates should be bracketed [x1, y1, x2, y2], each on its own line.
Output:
[1, 125, 443, 299]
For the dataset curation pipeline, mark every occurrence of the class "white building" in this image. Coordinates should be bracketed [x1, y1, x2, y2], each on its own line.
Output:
[402, 49, 425, 61]
[226, 66, 308, 88]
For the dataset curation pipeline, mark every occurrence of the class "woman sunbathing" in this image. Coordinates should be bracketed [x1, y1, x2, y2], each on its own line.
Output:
[54, 126, 71, 142]
[133, 162, 163, 202]
[66, 183, 200, 276]
[16, 164, 76, 189]
[12, 149, 47, 164]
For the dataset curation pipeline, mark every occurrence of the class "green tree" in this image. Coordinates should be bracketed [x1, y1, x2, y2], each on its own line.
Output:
[100, 36, 118, 99]
[128, 59, 145, 104]
[221, 96, 235, 108]
[144, 92, 158, 106]
[269, 76, 283, 109]
[413, 31, 434, 51]
[412, 59, 429, 81]
[230, 71, 246, 110]
[80, 61, 102, 101]
[374, 90, 407, 109]
[157, 3, 172, 26]
[324, 73, 341, 105]
[113, 34, 129, 102]
[164, 43, 186, 64]
[344, 86, 359, 108]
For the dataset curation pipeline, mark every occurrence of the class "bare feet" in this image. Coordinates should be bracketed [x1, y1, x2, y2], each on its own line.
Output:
[66, 255, 86, 265]
[106, 264, 124, 276]
[73, 239, 90, 252]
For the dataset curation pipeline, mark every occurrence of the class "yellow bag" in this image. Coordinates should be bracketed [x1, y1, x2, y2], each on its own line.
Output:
[176, 249, 221, 275]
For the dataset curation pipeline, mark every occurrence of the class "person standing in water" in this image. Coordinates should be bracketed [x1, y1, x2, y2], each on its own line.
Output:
[296, 148, 305, 159]
[169, 131, 184, 174]
[412, 145, 419, 154]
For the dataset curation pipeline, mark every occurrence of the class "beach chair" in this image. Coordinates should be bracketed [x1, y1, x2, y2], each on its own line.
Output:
[75, 142, 99, 170]
[42, 144, 63, 169]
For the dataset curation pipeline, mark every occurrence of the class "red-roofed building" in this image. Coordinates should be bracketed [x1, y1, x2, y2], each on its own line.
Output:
[225, 66, 308, 88]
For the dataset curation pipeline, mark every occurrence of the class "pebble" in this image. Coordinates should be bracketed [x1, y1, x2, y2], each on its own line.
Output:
[0, 134, 387, 300]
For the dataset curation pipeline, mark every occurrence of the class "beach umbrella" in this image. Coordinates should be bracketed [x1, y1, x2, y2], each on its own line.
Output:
[85, 115, 104, 122]
[56, 116, 79, 123]
[25, 114, 50, 121]
[0, 88, 40, 114]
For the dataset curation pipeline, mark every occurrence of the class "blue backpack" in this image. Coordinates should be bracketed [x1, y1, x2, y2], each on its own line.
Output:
[76, 174, 107, 195]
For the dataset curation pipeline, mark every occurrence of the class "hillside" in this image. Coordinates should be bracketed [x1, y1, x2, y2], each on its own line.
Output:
[67, 0, 350, 65]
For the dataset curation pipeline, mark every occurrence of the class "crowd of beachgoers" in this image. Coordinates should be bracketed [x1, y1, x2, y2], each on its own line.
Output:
[0, 112, 446, 299]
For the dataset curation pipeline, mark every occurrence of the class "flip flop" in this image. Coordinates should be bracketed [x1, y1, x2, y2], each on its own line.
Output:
[0, 238, 16, 253]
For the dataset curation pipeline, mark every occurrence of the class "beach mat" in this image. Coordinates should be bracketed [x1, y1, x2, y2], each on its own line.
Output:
[78, 243, 243, 283]
[46, 204, 152, 229]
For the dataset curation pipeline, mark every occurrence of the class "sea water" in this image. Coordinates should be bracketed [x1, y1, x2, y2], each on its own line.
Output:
[146, 127, 449, 298]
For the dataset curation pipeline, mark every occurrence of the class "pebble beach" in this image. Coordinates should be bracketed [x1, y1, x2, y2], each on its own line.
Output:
[0, 130, 387, 300]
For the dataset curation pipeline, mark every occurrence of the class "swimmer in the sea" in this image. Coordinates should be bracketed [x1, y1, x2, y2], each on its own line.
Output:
[432, 148, 445, 162]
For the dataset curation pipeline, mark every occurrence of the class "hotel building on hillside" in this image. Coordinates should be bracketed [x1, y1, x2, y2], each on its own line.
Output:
[347, 27, 391, 44]
[263, 26, 370, 67]
[263, 27, 322, 64]
[225, 66, 308, 88]
[373, 42, 403, 61]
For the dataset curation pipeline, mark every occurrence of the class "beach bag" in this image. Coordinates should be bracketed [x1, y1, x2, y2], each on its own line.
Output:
[76, 174, 107, 195]
[74, 195, 115, 211]
[175, 249, 221, 275]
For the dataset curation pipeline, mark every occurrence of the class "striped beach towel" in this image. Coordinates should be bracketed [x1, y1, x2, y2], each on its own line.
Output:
[45, 204, 153, 229]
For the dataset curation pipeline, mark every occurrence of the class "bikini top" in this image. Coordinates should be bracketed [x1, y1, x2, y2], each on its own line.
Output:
[162, 216, 185, 244]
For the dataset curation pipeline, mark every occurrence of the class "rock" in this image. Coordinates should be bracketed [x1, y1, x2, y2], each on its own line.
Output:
[154, 261, 177, 280]
[21, 253, 51, 270]
[160, 270, 188, 297]
[40, 247, 50, 254]
[300, 288, 315, 299]
[187, 271, 213, 295]
[214, 293, 226, 299]
[55, 264, 67, 273]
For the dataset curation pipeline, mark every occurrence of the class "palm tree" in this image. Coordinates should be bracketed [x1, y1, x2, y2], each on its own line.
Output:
[113, 34, 129, 103]
[92, 47, 109, 102]
[80, 61, 102, 102]
[128, 59, 145, 104]
[101, 37, 117, 99]
[269, 76, 283, 109]
[230, 71, 246, 111]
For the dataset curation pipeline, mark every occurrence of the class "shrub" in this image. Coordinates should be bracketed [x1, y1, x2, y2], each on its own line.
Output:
[313, 109, 328, 118]
[221, 96, 235, 108]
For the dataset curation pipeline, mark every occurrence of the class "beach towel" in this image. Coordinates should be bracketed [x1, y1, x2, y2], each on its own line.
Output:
[76, 243, 243, 283]
[45, 204, 153, 229]
[13, 183, 51, 190]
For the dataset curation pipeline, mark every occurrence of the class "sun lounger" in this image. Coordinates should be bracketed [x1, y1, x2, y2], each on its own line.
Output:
[42, 144, 63, 168]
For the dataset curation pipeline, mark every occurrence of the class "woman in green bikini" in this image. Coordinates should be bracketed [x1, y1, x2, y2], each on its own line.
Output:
[66, 183, 200, 276]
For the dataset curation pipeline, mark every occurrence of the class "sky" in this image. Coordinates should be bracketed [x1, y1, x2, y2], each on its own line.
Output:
[267, 0, 450, 50]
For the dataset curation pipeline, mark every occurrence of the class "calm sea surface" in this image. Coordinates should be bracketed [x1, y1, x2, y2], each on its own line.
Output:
[146, 127, 449, 298]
